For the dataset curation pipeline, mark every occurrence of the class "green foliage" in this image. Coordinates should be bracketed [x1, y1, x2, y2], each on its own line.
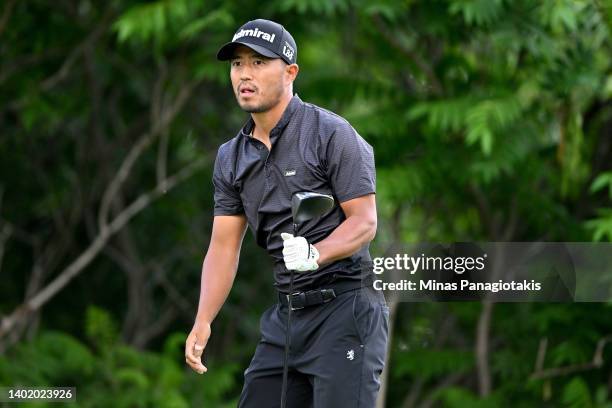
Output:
[464, 95, 522, 155]
[590, 172, 612, 200]
[539, 0, 584, 34]
[432, 386, 502, 407]
[179, 9, 234, 40]
[585, 166, 612, 243]
[393, 349, 473, 381]
[551, 341, 591, 366]
[585, 209, 612, 242]
[562, 377, 593, 408]
[406, 92, 525, 163]
[408, 97, 475, 135]
[449, 0, 505, 26]
[0, 320, 240, 407]
[278, 0, 349, 16]
[114, 0, 198, 45]
[0, 332, 95, 386]
[361, 1, 408, 21]
[85, 306, 119, 353]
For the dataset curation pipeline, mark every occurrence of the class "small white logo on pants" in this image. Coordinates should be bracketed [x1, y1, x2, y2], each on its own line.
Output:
[346, 349, 354, 360]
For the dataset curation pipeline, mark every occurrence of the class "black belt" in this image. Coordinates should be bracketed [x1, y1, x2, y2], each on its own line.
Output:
[278, 278, 372, 311]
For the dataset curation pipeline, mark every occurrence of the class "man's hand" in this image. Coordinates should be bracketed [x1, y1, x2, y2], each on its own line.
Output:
[185, 322, 211, 374]
[281, 233, 319, 271]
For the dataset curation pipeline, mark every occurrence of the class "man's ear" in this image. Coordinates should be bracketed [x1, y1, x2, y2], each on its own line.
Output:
[286, 63, 299, 82]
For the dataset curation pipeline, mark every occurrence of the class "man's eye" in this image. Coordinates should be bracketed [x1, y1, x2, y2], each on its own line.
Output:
[254, 60, 264, 65]
[231, 61, 240, 67]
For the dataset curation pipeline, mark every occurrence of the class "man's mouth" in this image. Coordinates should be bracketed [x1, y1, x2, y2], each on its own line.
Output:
[239, 86, 256, 95]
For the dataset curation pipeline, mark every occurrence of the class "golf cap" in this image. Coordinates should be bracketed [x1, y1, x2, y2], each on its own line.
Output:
[216, 19, 297, 65]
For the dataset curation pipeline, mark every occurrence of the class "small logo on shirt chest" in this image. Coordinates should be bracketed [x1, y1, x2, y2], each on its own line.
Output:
[284, 169, 296, 177]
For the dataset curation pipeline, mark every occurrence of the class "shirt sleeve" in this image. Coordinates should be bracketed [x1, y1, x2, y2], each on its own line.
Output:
[212, 146, 244, 216]
[325, 121, 376, 203]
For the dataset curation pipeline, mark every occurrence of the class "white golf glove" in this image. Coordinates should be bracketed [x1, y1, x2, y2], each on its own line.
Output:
[281, 233, 319, 272]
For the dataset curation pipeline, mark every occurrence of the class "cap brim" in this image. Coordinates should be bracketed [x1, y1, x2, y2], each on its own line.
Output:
[216, 41, 280, 61]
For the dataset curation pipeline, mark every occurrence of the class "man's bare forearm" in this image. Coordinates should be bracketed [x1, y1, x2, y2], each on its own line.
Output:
[195, 244, 241, 325]
[314, 214, 376, 267]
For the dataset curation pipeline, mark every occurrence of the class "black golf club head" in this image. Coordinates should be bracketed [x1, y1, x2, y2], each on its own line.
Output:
[291, 192, 334, 224]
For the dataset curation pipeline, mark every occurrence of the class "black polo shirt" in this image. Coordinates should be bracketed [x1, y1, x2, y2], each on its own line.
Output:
[212, 95, 376, 292]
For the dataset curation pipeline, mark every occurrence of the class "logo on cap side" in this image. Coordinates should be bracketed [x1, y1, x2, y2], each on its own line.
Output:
[282, 42, 295, 60]
[232, 28, 276, 44]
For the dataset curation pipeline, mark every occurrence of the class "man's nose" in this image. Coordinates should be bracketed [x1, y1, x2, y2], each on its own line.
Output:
[240, 64, 253, 81]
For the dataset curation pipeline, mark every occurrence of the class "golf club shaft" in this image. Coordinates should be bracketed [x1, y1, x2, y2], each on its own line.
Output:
[280, 270, 293, 408]
[280, 223, 298, 408]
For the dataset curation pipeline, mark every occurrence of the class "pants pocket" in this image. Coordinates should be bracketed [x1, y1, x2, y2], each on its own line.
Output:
[351, 292, 373, 346]
[381, 304, 390, 335]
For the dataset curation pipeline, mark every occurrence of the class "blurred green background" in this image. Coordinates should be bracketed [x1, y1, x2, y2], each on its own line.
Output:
[1, 0, 611, 407]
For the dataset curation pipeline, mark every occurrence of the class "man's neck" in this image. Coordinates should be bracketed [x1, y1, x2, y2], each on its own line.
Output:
[251, 93, 293, 139]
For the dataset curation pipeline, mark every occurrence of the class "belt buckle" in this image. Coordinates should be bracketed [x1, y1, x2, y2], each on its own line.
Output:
[321, 289, 336, 303]
[287, 292, 305, 311]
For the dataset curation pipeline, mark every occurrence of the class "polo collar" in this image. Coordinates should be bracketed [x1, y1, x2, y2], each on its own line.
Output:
[240, 94, 302, 140]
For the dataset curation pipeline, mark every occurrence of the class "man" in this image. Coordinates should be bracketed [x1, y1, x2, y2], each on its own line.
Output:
[185, 19, 389, 407]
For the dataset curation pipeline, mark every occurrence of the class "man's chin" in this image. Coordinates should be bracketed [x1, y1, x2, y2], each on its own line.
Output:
[240, 102, 270, 114]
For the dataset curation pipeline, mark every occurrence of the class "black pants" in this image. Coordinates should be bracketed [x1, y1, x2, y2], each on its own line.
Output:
[238, 286, 389, 408]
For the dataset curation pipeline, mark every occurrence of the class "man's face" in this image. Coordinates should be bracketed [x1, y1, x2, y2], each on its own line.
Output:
[229, 45, 290, 113]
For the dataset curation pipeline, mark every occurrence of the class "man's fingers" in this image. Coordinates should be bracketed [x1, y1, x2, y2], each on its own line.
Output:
[285, 254, 301, 263]
[193, 343, 205, 358]
[283, 248, 299, 258]
[193, 333, 209, 355]
[185, 333, 209, 374]
[283, 244, 305, 256]
[185, 347, 205, 365]
[282, 241, 298, 251]
[185, 352, 201, 366]
[185, 352, 207, 374]
[284, 247, 309, 261]
[185, 356, 207, 374]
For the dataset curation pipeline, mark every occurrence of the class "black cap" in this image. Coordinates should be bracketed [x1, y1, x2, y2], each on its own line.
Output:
[217, 19, 297, 65]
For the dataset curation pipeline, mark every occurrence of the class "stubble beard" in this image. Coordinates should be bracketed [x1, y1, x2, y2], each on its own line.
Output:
[237, 82, 285, 114]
